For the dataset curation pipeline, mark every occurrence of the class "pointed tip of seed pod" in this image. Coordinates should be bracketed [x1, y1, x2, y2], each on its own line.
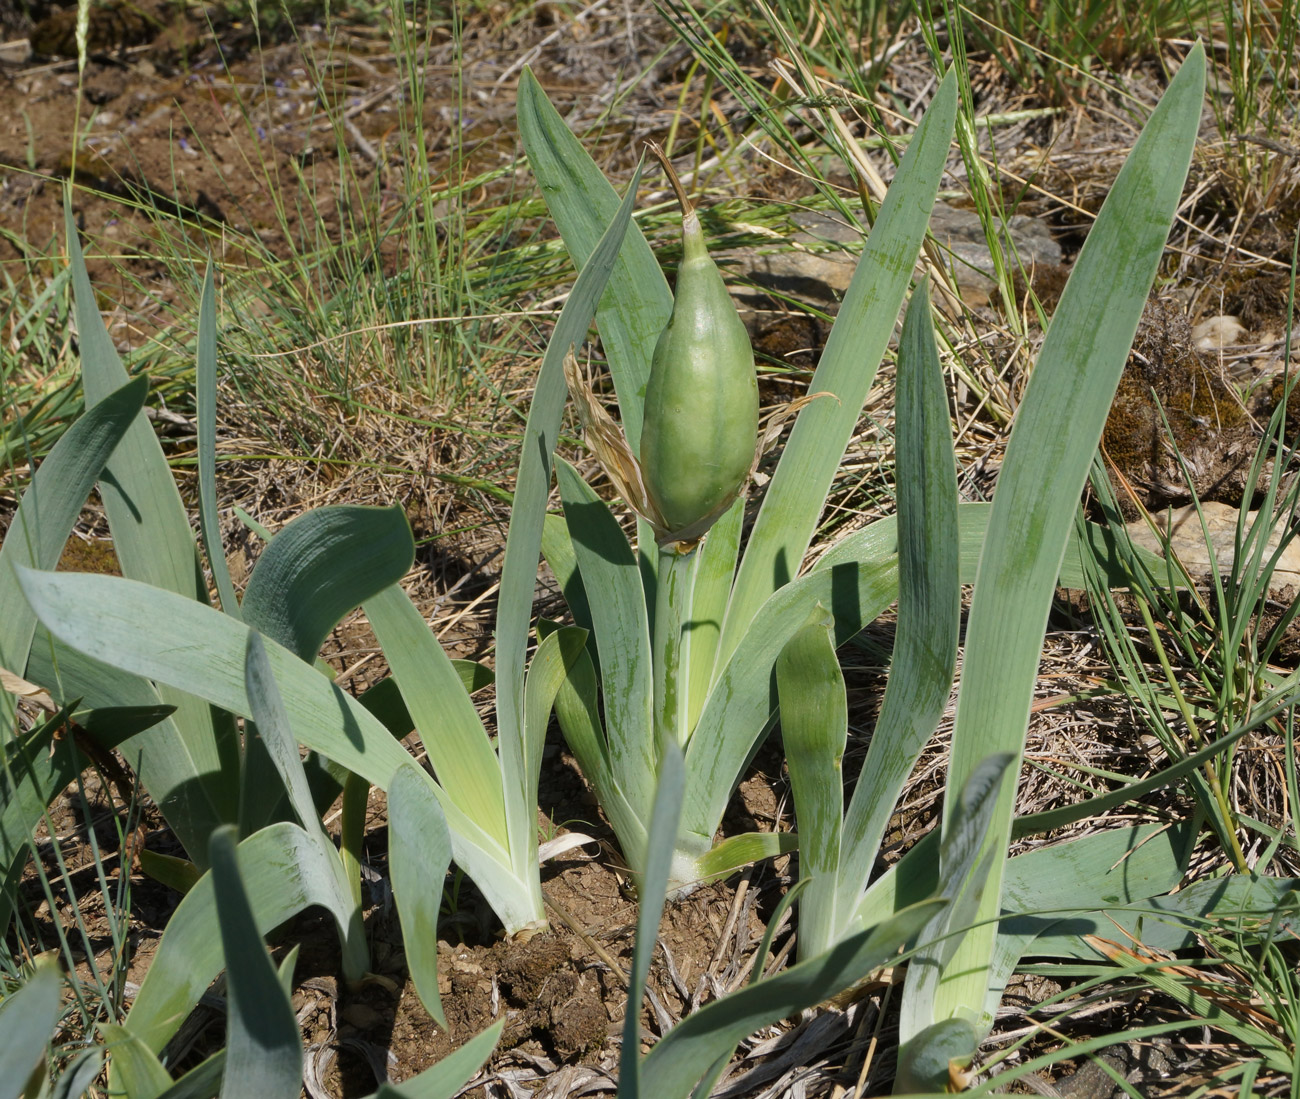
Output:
[646, 140, 694, 220]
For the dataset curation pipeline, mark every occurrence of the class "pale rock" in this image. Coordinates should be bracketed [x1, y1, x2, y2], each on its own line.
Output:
[1124, 500, 1300, 592]
[1192, 314, 1246, 350]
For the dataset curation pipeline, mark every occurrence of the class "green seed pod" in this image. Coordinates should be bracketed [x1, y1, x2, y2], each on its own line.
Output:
[639, 153, 758, 544]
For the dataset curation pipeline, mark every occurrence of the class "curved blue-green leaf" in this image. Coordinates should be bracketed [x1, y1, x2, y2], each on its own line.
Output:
[389, 763, 453, 1027]
[19, 568, 414, 789]
[195, 264, 239, 621]
[1013, 873, 1300, 960]
[513, 626, 591, 879]
[243, 632, 325, 840]
[370, 1019, 503, 1099]
[495, 160, 643, 848]
[156, 1050, 225, 1099]
[100, 1023, 173, 1099]
[23, 631, 222, 861]
[209, 826, 302, 1099]
[555, 459, 656, 827]
[243, 505, 415, 663]
[124, 821, 361, 1055]
[19, 566, 544, 934]
[0, 374, 146, 699]
[52, 1046, 104, 1099]
[621, 739, 685, 1099]
[938, 45, 1207, 1021]
[550, 640, 647, 872]
[364, 584, 504, 846]
[777, 605, 846, 961]
[681, 557, 899, 863]
[898, 754, 1013, 1049]
[836, 280, 959, 934]
[65, 198, 235, 848]
[0, 955, 62, 1099]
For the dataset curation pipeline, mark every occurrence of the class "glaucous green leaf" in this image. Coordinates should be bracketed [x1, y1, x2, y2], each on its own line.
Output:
[209, 826, 303, 1099]
[389, 763, 453, 1026]
[516, 69, 671, 448]
[243, 505, 415, 664]
[721, 69, 958, 662]
[0, 955, 62, 1099]
[936, 44, 1206, 1023]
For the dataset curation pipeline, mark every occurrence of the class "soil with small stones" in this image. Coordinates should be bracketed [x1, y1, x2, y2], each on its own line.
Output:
[5, 2, 1300, 1097]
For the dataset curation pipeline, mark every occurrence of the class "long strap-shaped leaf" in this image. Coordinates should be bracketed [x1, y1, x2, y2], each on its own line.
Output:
[365, 584, 507, 844]
[124, 821, 361, 1054]
[195, 265, 240, 620]
[555, 460, 657, 824]
[209, 825, 304, 1099]
[717, 69, 958, 668]
[836, 280, 960, 934]
[679, 556, 900, 861]
[515, 71, 670, 448]
[0, 375, 145, 731]
[0, 954, 62, 1099]
[65, 199, 238, 849]
[933, 44, 1206, 1028]
[639, 898, 946, 1099]
[0, 376, 145, 676]
[494, 162, 643, 884]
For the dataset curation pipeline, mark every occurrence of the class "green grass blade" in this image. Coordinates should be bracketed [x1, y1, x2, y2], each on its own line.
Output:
[0, 707, 137, 929]
[936, 45, 1206, 1026]
[123, 821, 359, 1055]
[196, 265, 239, 621]
[720, 70, 958, 664]
[209, 826, 303, 1099]
[555, 459, 656, 825]
[0, 955, 62, 1099]
[836, 280, 959, 931]
[495, 163, 642, 862]
[389, 763, 453, 1026]
[243, 505, 415, 663]
[0, 375, 146, 698]
[516, 70, 671, 449]
[776, 605, 847, 960]
[639, 898, 947, 1099]
[364, 584, 506, 847]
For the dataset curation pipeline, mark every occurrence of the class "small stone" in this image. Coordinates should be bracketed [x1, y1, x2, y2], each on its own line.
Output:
[1192, 314, 1246, 350]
